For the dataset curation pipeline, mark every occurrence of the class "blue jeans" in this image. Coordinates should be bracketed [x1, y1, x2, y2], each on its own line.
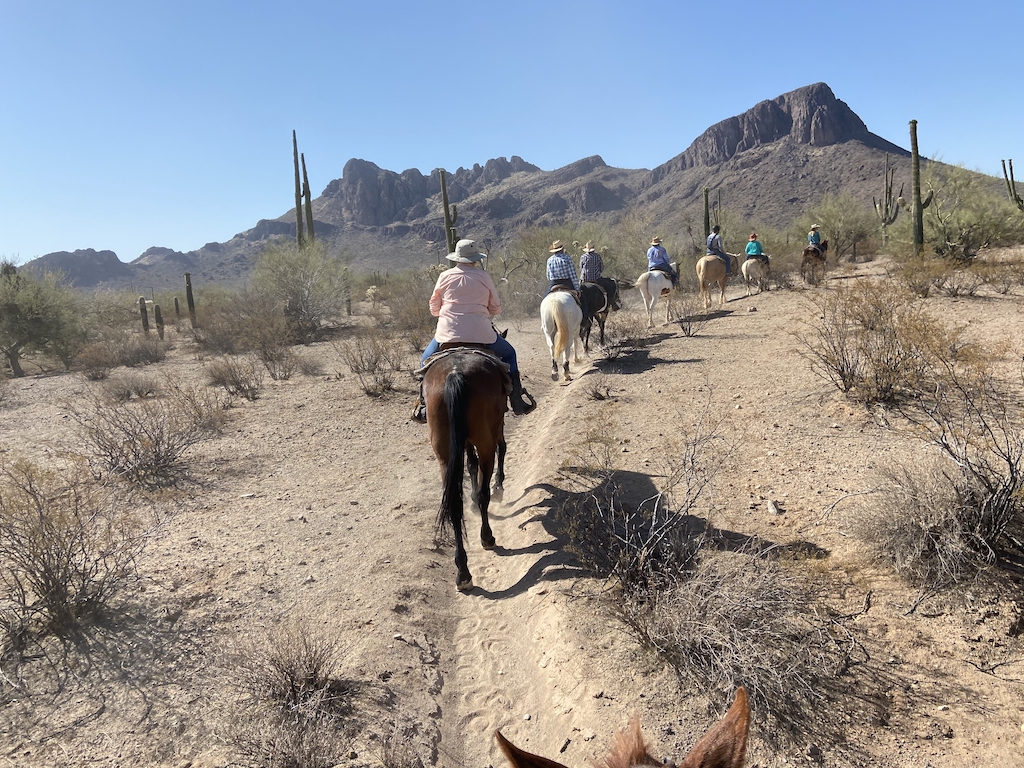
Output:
[421, 334, 518, 373]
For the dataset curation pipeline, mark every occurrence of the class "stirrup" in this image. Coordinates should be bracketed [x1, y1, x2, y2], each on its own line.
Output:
[511, 390, 537, 416]
[412, 401, 427, 423]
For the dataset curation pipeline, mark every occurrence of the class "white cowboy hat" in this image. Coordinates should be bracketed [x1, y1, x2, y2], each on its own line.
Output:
[650, 236, 662, 245]
[549, 240, 565, 252]
[810, 224, 821, 230]
[446, 238, 487, 263]
[583, 241, 595, 252]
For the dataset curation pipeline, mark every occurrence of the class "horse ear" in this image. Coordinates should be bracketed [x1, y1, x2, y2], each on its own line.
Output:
[678, 687, 750, 768]
[495, 731, 570, 768]
[499, 328, 508, 339]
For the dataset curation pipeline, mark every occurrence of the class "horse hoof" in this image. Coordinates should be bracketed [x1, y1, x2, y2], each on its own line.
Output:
[456, 577, 474, 592]
[491, 487, 504, 503]
[482, 537, 496, 550]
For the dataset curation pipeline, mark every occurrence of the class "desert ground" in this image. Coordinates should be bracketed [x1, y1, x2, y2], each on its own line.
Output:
[1, 255, 1023, 768]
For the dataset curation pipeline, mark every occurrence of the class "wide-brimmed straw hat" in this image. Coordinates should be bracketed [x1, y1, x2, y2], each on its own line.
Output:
[811, 224, 821, 230]
[549, 240, 566, 253]
[446, 238, 487, 263]
[583, 241, 595, 252]
[649, 236, 662, 245]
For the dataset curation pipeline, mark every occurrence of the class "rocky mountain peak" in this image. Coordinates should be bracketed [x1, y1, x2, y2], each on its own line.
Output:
[654, 82, 873, 179]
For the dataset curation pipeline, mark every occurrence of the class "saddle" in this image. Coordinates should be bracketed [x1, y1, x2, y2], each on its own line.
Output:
[549, 284, 585, 312]
[416, 347, 511, 392]
[581, 281, 610, 314]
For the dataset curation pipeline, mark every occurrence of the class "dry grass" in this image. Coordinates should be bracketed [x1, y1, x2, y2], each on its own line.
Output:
[205, 355, 264, 401]
[333, 331, 409, 397]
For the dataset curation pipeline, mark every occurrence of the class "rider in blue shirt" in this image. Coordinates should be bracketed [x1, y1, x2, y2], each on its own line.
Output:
[646, 236, 678, 286]
[706, 225, 732, 275]
[808, 224, 822, 253]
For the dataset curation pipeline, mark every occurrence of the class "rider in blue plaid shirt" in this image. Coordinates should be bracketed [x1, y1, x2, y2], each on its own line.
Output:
[545, 240, 580, 293]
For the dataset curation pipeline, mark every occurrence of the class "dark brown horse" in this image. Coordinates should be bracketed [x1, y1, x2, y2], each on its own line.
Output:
[800, 240, 829, 285]
[579, 279, 621, 353]
[496, 687, 749, 768]
[423, 350, 509, 591]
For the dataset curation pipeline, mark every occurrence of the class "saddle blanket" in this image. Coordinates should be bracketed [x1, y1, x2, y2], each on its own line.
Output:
[415, 347, 510, 379]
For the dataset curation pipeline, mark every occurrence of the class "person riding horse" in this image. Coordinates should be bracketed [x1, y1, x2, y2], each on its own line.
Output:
[647, 236, 678, 286]
[807, 224, 824, 258]
[706, 225, 733, 276]
[545, 240, 589, 319]
[744, 232, 768, 265]
[413, 238, 536, 422]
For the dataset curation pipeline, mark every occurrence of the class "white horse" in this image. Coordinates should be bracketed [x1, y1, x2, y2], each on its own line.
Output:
[540, 291, 583, 381]
[740, 256, 771, 296]
[635, 263, 677, 328]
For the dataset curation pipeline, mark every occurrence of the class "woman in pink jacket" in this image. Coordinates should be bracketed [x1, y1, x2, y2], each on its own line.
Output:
[413, 239, 535, 421]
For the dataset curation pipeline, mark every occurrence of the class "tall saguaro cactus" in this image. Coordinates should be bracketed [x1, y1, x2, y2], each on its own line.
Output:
[293, 130, 305, 248]
[702, 187, 710, 238]
[909, 120, 933, 256]
[301, 152, 315, 242]
[1002, 159, 1024, 212]
[439, 170, 458, 254]
[873, 152, 903, 246]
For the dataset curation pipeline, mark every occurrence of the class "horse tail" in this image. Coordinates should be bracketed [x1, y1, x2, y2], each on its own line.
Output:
[437, 369, 468, 544]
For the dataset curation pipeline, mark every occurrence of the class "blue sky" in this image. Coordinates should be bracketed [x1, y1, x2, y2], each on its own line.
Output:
[1, 0, 1020, 264]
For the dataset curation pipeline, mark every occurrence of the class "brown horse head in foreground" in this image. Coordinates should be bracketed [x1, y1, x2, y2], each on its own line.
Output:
[496, 687, 750, 768]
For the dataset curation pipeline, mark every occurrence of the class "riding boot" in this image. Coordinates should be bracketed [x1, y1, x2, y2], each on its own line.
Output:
[508, 370, 537, 416]
[411, 380, 426, 423]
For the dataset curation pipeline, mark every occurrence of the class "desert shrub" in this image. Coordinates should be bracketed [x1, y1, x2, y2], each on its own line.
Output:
[68, 386, 224, 487]
[0, 372, 8, 406]
[797, 282, 961, 402]
[933, 265, 985, 297]
[296, 354, 325, 377]
[251, 241, 350, 343]
[0, 459, 148, 634]
[599, 312, 651, 360]
[113, 334, 167, 367]
[333, 332, 408, 396]
[77, 342, 120, 380]
[260, 347, 298, 381]
[206, 355, 264, 401]
[101, 372, 160, 402]
[223, 621, 358, 768]
[675, 293, 711, 337]
[979, 262, 1024, 295]
[375, 270, 436, 351]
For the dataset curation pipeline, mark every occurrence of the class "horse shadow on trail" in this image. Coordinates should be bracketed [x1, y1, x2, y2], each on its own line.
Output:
[475, 466, 828, 600]
[593, 348, 703, 376]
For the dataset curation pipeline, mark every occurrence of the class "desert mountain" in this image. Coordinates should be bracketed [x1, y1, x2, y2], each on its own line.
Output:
[27, 83, 923, 290]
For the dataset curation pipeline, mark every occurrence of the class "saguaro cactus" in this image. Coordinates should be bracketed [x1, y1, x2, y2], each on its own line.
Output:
[909, 120, 934, 256]
[1002, 159, 1024, 212]
[184, 272, 197, 329]
[872, 152, 903, 246]
[440, 170, 459, 254]
[302, 152, 315, 242]
[703, 187, 710, 238]
[138, 296, 150, 335]
[293, 130, 305, 247]
[154, 304, 165, 340]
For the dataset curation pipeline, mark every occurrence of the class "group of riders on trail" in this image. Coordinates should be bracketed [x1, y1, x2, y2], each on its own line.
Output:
[412, 224, 808, 422]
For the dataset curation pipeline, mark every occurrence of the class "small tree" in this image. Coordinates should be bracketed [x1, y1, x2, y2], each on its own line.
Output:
[924, 164, 1024, 261]
[800, 193, 875, 262]
[251, 241, 350, 342]
[0, 263, 82, 377]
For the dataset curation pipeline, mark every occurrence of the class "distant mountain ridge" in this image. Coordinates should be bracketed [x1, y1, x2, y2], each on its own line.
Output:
[27, 83, 925, 290]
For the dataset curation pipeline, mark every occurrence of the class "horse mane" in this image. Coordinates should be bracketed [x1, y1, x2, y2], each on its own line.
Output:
[592, 719, 660, 768]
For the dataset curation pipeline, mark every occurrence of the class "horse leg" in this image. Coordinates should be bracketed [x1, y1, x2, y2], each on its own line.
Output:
[719, 278, 727, 307]
[491, 439, 506, 503]
[562, 359, 571, 381]
[597, 313, 606, 347]
[476, 449, 496, 549]
[465, 445, 481, 513]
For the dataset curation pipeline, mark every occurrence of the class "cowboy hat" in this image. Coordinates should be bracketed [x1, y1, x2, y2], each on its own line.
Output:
[649, 236, 662, 245]
[549, 240, 566, 252]
[749, 233, 758, 240]
[583, 241, 595, 252]
[811, 224, 821, 230]
[446, 238, 487, 263]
